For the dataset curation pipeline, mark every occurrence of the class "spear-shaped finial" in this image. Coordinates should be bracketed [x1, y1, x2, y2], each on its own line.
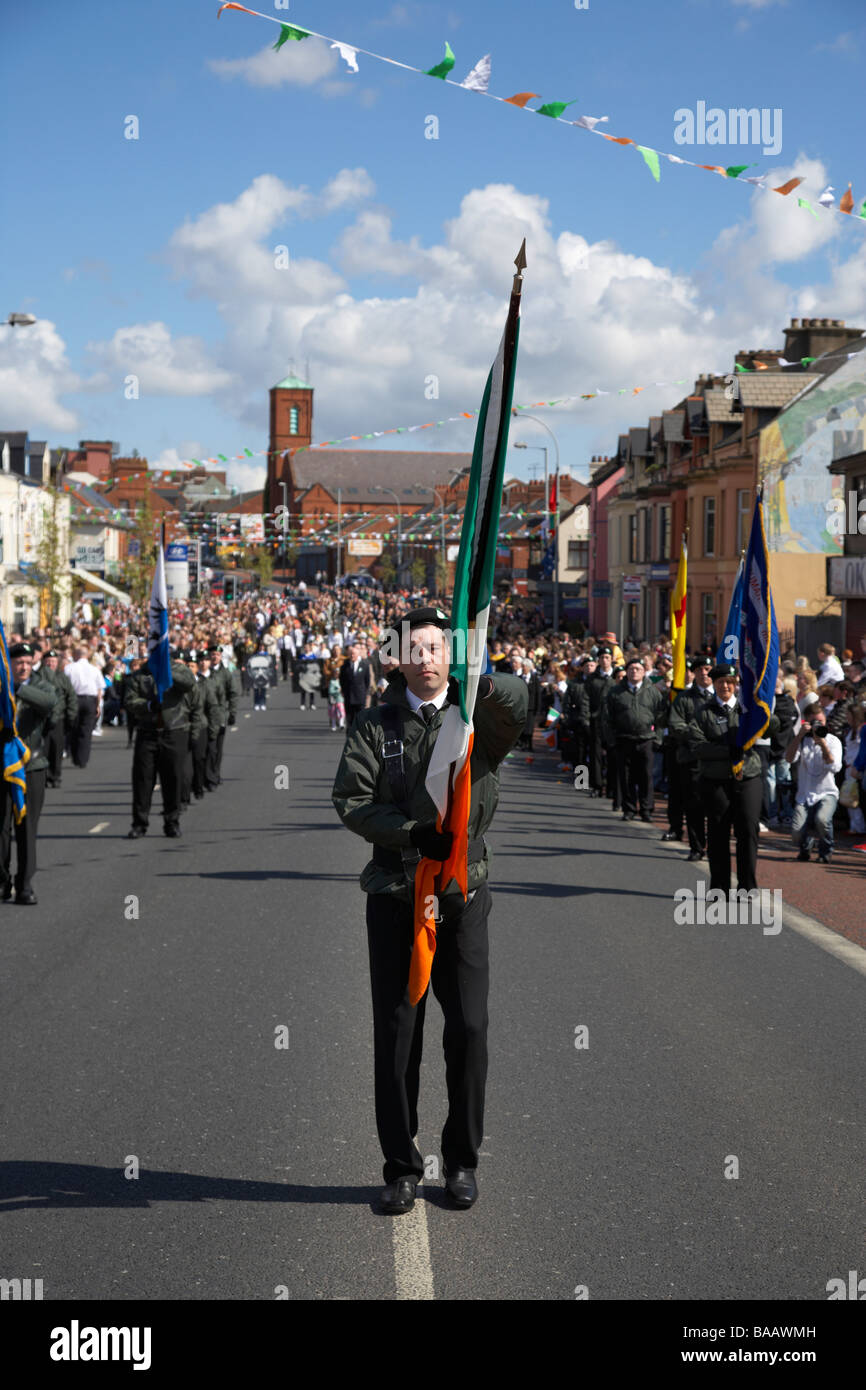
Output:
[513, 237, 527, 293]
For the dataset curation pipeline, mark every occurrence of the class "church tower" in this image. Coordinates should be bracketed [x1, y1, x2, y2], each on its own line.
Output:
[267, 370, 313, 514]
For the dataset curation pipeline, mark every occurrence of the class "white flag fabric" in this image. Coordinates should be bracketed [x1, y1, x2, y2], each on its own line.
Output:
[330, 41, 359, 73]
[460, 54, 491, 92]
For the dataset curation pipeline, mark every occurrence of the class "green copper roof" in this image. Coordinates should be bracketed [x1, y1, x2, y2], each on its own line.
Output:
[273, 374, 312, 391]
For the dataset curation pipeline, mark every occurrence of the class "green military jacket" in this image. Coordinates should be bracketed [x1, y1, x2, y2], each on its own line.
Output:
[123, 661, 204, 739]
[198, 675, 222, 739]
[206, 664, 239, 729]
[687, 698, 779, 781]
[668, 683, 716, 765]
[601, 678, 668, 744]
[332, 672, 528, 904]
[11, 676, 57, 773]
[38, 665, 78, 728]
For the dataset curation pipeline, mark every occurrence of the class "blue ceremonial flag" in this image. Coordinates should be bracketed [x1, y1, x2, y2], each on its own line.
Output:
[734, 488, 779, 774]
[0, 617, 31, 824]
[716, 554, 745, 666]
[146, 543, 172, 701]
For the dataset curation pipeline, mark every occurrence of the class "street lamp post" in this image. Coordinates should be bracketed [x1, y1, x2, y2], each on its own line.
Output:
[371, 486, 402, 583]
[278, 480, 288, 580]
[513, 412, 561, 631]
[419, 486, 447, 597]
[336, 486, 342, 586]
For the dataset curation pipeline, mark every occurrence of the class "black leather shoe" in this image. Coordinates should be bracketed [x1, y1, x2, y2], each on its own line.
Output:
[444, 1167, 478, 1208]
[661, 830, 682, 841]
[380, 1177, 418, 1215]
[797, 847, 810, 862]
[127, 826, 146, 839]
[164, 824, 182, 838]
[687, 849, 703, 861]
[622, 812, 635, 821]
[1, 882, 13, 902]
[640, 812, 652, 823]
[15, 889, 37, 906]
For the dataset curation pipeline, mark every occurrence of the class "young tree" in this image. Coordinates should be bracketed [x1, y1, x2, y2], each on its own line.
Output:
[34, 479, 69, 628]
[119, 479, 157, 609]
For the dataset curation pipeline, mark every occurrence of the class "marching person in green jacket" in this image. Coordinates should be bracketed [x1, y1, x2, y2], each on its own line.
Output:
[1, 642, 57, 904]
[601, 655, 668, 821]
[124, 652, 204, 839]
[332, 607, 527, 1217]
[687, 663, 779, 893]
[39, 647, 78, 789]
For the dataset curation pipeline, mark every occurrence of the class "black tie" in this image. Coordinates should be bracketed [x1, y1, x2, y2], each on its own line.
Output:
[420, 702, 437, 724]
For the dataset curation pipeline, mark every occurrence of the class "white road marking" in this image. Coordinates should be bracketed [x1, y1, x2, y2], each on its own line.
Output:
[392, 1196, 435, 1300]
[89, 822, 110, 834]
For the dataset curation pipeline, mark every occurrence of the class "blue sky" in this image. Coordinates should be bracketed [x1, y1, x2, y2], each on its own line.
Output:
[1, 0, 864, 489]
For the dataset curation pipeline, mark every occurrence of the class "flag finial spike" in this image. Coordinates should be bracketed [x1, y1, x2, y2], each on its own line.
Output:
[513, 238, 527, 292]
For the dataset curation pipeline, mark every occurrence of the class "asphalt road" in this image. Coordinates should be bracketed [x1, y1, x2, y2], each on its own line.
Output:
[2, 679, 865, 1302]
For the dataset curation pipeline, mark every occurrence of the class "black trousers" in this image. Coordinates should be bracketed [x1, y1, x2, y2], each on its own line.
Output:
[588, 721, 606, 792]
[682, 763, 706, 852]
[207, 724, 227, 785]
[700, 774, 763, 892]
[0, 767, 46, 894]
[45, 721, 64, 783]
[191, 728, 208, 797]
[280, 650, 291, 681]
[131, 729, 187, 830]
[665, 742, 683, 833]
[366, 882, 492, 1184]
[615, 737, 654, 815]
[72, 695, 98, 767]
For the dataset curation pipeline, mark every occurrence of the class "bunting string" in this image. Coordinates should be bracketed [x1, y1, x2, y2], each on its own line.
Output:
[216, 5, 866, 227]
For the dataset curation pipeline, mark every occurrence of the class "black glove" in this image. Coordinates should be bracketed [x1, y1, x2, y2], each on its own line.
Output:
[147, 696, 160, 715]
[228, 714, 236, 726]
[410, 823, 454, 861]
[478, 674, 494, 700]
[447, 676, 460, 705]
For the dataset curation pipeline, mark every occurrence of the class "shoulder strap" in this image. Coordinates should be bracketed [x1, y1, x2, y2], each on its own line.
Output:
[380, 703, 410, 813]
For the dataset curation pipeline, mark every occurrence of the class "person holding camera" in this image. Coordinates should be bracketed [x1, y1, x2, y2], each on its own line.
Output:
[785, 692, 843, 864]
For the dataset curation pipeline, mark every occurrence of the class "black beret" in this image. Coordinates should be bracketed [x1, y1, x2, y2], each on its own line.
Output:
[711, 662, 738, 680]
[8, 642, 33, 658]
[399, 606, 450, 630]
[691, 655, 713, 669]
[597, 644, 613, 656]
[46, 649, 59, 659]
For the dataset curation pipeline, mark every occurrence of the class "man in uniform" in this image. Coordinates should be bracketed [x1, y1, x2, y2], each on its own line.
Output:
[666, 655, 714, 859]
[124, 649, 204, 838]
[577, 645, 616, 798]
[332, 608, 527, 1216]
[205, 644, 237, 786]
[1, 642, 57, 904]
[191, 653, 218, 799]
[38, 648, 78, 789]
[601, 655, 667, 821]
[688, 663, 777, 892]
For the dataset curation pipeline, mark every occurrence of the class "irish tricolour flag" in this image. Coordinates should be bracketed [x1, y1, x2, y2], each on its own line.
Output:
[408, 241, 524, 1006]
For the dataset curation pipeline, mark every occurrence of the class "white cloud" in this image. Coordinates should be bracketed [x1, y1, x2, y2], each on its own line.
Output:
[86, 322, 234, 396]
[0, 318, 81, 432]
[207, 36, 338, 90]
[711, 155, 840, 266]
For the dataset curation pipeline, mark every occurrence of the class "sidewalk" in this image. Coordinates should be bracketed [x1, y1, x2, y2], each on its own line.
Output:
[519, 733, 866, 953]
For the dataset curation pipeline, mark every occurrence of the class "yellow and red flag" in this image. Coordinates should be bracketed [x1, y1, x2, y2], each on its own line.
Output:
[670, 536, 687, 696]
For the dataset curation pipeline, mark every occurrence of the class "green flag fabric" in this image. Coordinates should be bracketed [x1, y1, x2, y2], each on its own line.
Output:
[425, 41, 455, 79]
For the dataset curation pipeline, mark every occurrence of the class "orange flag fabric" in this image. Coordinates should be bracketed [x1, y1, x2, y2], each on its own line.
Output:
[840, 183, 854, 214]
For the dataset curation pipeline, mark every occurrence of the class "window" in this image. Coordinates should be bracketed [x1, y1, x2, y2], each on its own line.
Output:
[628, 514, 637, 563]
[736, 489, 750, 553]
[659, 504, 671, 561]
[704, 497, 716, 557]
[701, 592, 716, 646]
[13, 595, 26, 631]
[289, 406, 299, 435]
[567, 539, 589, 569]
[643, 508, 652, 562]
[659, 588, 670, 634]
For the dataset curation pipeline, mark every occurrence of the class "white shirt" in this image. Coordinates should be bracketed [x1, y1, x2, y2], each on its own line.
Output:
[817, 656, 844, 684]
[791, 733, 843, 805]
[405, 686, 449, 716]
[65, 657, 104, 697]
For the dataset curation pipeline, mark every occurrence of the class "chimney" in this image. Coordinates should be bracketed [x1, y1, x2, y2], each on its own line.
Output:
[783, 315, 864, 368]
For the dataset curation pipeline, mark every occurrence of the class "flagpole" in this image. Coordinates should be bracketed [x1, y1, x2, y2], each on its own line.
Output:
[553, 466, 560, 632]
